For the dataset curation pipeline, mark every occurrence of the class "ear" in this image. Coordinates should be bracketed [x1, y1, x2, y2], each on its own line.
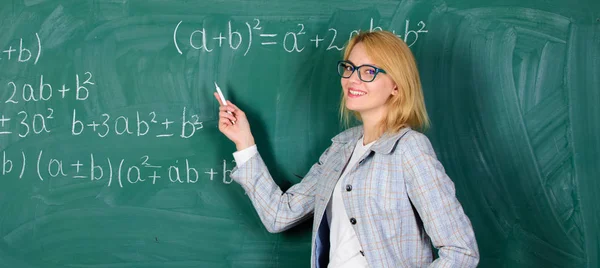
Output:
[391, 85, 398, 95]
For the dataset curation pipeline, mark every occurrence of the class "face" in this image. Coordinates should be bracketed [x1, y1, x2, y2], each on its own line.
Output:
[341, 43, 397, 120]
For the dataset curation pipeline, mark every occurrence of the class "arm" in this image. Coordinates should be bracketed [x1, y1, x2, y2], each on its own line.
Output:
[231, 145, 330, 233]
[213, 93, 328, 233]
[402, 131, 480, 267]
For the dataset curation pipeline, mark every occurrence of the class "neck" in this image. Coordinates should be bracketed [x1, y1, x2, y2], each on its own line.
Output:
[361, 114, 383, 145]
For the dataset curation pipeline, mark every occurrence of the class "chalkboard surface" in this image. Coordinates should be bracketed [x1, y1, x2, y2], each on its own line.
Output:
[0, 0, 598, 267]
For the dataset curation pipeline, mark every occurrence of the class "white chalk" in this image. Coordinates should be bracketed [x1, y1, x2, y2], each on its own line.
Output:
[215, 82, 235, 124]
[215, 82, 227, 106]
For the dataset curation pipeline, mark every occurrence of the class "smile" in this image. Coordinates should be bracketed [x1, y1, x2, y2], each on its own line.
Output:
[348, 89, 367, 97]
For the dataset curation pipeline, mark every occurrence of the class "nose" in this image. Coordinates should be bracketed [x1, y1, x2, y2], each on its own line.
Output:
[348, 69, 362, 84]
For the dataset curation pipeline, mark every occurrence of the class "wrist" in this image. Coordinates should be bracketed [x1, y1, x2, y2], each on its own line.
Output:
[236, 138, 255, 151]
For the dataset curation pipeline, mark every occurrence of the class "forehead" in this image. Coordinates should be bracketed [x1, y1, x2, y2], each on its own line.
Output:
[347, 43, 376, 66]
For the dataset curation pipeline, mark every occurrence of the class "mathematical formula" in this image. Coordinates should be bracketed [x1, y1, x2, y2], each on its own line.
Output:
[3, 72, 93, 104]
[0, 33, 41, 64]
[174, 18, 428, 56]
[1, 151, 235, 187]
[0, 107, 205, 139]
[1, 70, 205, 139]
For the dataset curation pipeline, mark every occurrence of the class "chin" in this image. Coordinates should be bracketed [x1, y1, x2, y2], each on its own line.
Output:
[345, 103, 363, 112]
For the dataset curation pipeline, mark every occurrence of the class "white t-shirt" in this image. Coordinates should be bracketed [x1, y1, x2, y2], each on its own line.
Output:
[232, 136, 375, 268]
[326, 137, 374, 268]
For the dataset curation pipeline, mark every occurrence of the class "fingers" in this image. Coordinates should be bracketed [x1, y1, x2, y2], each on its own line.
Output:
[213, 94, 243, 128]
[213, 92, 225, 106]
[219, 105, 235, 113]
[218, 112, 237, 128]
[219, 111, 237, 123]
[219, 116, 233, 128]
[214, 93, 242, 115]
[226, 101, 246, 118]
[226, 101, 242, 112]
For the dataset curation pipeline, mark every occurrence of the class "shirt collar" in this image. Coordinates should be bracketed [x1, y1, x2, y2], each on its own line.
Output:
[332, 126, 412, 154]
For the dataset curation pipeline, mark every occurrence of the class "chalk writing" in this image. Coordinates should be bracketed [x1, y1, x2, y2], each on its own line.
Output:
[1, 150, 235, 187]
[4, 72, 93, 104]
[70, 108, 204, 138]
[0, 33, 42, 64]
[174, 18, 428, 56]
[0, 107, 204, 139]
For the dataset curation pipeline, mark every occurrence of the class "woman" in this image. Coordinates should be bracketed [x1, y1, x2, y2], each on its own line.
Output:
[214, 31, 479, 268]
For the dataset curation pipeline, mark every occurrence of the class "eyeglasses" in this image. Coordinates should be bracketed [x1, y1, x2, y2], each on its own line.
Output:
[337, 60, 387, 82]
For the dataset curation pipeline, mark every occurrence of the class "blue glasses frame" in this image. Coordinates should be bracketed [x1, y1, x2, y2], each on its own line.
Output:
[337, 60, 387, 82]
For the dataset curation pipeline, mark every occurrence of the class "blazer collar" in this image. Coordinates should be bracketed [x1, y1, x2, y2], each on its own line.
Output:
[332, 126, 412, 155]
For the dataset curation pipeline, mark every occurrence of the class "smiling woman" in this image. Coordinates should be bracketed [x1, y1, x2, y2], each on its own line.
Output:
[339, 32, 430, 143]
[215, 30, 479, 268]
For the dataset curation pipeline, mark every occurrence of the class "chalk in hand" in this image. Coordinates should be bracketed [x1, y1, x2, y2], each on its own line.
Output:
[215, 82, 235, 125]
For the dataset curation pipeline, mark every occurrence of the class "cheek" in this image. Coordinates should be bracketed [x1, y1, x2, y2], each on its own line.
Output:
[341, 78, 348, 92]
[367, 83, 393, 100]
[376, 80, 396, 96]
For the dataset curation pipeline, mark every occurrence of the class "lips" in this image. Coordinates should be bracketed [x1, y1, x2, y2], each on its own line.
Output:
[348, 88, 367, 98]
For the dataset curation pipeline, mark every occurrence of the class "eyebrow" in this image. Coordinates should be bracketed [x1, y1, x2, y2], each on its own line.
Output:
[346, 60, 380, 68]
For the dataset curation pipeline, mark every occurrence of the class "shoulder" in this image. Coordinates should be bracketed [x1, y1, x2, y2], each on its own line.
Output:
[398, 129, 431, 146]
[370, 127, 413, 155]
[331, 125, 363, 143]
[396, 129, 436, 157]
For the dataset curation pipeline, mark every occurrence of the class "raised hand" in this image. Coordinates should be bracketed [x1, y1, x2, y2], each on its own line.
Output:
[214, 92, 255, 151]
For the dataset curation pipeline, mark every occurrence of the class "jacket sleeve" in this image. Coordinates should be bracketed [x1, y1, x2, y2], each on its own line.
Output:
[230, 146, 332, 233]
[401, 131, 480, 267]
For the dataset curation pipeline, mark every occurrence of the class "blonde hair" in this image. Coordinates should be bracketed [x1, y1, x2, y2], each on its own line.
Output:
[339, 30, 430, 133]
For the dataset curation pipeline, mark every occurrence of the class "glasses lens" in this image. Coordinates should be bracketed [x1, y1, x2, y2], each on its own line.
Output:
[359, 66, 377, 82]
[337, 62, 354, 78]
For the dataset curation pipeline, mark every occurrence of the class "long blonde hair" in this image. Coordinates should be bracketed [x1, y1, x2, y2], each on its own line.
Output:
[340, 31, 430, 133]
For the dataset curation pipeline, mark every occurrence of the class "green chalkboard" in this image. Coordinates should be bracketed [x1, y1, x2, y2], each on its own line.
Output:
[0, 0, 598, 267]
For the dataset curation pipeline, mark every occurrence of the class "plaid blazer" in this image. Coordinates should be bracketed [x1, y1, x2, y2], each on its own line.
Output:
[230, 126, 479, 267]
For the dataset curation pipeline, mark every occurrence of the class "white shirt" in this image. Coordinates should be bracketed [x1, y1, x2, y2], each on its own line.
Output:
[326, 137, 373, 268]
[232, 137, 375, 268]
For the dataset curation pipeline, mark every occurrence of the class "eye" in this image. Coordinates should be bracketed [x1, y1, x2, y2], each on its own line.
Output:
[365, 68, 376, 75]
[344, 65, 353, 71]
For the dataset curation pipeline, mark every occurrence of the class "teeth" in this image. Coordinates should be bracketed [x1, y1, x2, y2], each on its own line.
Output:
[349, 90, 366, 96]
